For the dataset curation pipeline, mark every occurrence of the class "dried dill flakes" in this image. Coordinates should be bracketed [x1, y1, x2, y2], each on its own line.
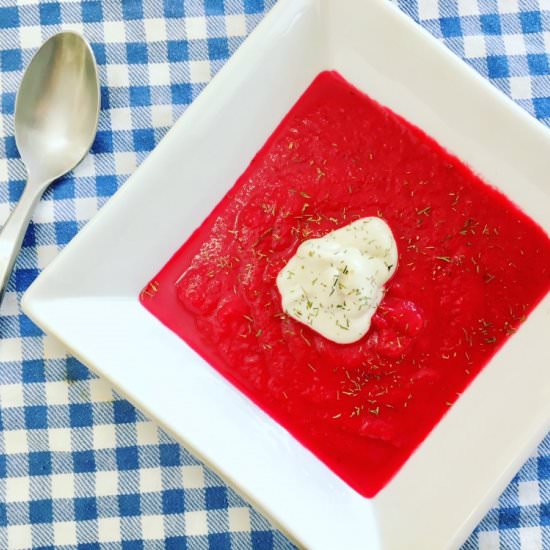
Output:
[140, 280, 160, 299]
[416, 206, 431, 216]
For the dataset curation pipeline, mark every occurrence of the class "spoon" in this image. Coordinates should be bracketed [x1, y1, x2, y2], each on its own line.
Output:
[0, 32, 100, 302]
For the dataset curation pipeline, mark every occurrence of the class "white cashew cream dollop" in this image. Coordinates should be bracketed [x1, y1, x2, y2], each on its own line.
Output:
[276, 217, 398, 344]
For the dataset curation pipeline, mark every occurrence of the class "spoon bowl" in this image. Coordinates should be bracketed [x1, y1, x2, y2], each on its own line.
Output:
[15, 32, 100, 184]
[0, 32, 100, 302]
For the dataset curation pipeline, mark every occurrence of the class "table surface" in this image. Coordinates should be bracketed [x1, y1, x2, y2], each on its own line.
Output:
[0, 0, 549, 548]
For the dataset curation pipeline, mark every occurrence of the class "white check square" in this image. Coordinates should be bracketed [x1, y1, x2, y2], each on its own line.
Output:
[0, 383, 24, 408]
[185, 17, 208, 40]
[184, 511, 208, 536]
[54, 522, 77, 546]
[5, 476, 30, 502]
[182, 466, 204, 489]
[98, 517, 121, 543]
[95, 470, 119, 496]
[51, 473, 75, 499]
[228, 507, 251, 532]
[8, 525, 32, 550]
[145, 18, 167, 42]
[19, 25, 43, 49]
[4, 429, 28, 454]
[48, 428, 72, 453]
[139, 467, 163, 493]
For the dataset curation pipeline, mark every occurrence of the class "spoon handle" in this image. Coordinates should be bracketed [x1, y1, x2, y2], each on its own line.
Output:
[0, 180, 43, 303]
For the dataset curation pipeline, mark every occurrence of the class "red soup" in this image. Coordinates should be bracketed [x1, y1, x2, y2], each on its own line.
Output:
[140, 71, 550, 497]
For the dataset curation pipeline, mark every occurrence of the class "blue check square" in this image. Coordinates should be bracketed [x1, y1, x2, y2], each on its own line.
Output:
[8, 180, 24, 202]
[251, 531, 273, 549]
[159, 444, 180, 467]
[207, 38, 229, 60]
[0, 455, 6, 478]
[0, 50, 23, 72]
[96, 175, 118, 196]
[0, 6, 19, 28]
[22, 360, 45, 383]
[440, 17, 462, 38]
[25, 406, 48, 429]
[534, 97, 550, 118]
[73, 450, 96, 473]
[208, 533, 231, 549]
[70, 403, 94, 428]
[127, 43, 149, 64]
[81, 1, 102, 23]
[499, 507, 521, 530]
[20, 315, 42, 337]
[205, 0, 225, 16]
[22, 223, 36, 247]
[54, 221, 79, 245]
[167, 40, 189, 62]
[171, 83, 191, 105]
[1, 92, 15, 114]
[93, 132, 115, 154]
[113, 400, 136, 424]
[100, 86, 111, 109]
[130, 86, 151, 106]
[15, 269, 39, 292]
[162, 489, 185, 514]
[205, 487, 227, 510]
[91, 43, 106, 64]
[116, 446, 140, 470]
[29, 500, 53, 524]
[74, 497, 98, 521]
[520, 11, 542, 34]
[39, 3, 61, 25]
[66, 358, 90, 381]
[53, 178, 75, 200]
[122, 0, 143, 20]
[527, 54, 549, 76]
[119, 494, 141, 516]
[164, 0, 184, 18]
[29, 452, 52, 476]
[133, 129, 155, 152]
[244, 0, 264, 14]
[539, 456, 550, 479]
[165, 537, 187, 550]
[480, 14, 501, 35]
[4, 135, 18, 158]
[487, 55, 509, 78]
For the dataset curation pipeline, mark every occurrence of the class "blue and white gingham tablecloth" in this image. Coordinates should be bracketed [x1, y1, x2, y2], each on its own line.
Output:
[0, 1, 549, 548]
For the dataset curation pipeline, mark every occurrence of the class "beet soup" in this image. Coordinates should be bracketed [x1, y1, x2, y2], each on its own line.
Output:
[140, 71, 550, 497]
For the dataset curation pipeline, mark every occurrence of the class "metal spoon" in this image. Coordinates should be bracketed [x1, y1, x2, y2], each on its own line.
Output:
[0, 32, 100, 302]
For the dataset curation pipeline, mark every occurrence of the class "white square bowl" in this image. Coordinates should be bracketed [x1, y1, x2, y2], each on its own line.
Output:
[23, 1, 550, 548]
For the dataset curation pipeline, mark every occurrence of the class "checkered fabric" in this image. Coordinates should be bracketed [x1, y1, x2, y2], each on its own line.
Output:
[0, 0, 548, 548]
